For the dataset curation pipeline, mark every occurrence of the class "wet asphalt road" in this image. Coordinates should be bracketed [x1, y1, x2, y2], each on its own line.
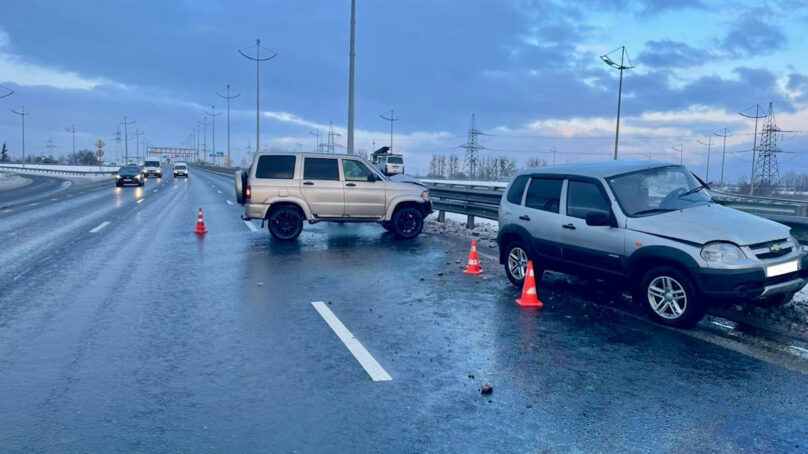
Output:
[1, 169, 808, 453]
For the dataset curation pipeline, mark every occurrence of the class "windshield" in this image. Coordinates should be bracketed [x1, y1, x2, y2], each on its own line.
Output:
[175, 165, 186, 169]
[607, 165, 711, 216]
[144, 161, 160, 167]
[119, 166, 140, 174]
[387, 156, 403, 164]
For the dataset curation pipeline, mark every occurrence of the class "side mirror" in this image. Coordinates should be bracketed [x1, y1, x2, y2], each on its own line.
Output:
[585, 212, 612, 227]
[367, 173, 378, 182]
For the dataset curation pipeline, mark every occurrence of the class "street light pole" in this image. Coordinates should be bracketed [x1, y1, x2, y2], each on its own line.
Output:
[697, 136, 712, 181]
[380, 110, 398, 154]
[66, 124, 77, 156]
[217, 84, 241, 166]
[714, 127, 728, 188]
[204, 105, 222, 165]
[239, 39, 278, 156]
[347, 0, 357, 155]
[10, 106, 29, 168]
[121, 115, 135, 163]
[600, 46, 635, 161]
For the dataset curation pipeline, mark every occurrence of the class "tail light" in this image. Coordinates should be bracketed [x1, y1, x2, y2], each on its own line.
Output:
[246, 185, 251, 200]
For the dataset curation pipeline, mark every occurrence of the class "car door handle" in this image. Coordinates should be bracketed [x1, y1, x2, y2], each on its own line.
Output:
[345, 183, 356, 187]
[562, 223, 576, 230]
[303, 181, 314, 186]
[518, 215, 530, 221]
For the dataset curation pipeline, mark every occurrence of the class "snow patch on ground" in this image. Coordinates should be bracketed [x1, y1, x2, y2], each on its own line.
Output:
[0, 164, 119, 173]
[0, 172, 32, 191]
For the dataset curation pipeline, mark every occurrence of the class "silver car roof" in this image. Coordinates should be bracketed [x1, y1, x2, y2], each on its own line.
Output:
[514, 160, 678, 179]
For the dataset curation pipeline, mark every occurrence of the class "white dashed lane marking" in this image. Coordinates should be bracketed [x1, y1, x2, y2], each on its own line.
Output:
[226, 200, 234, 205]
[244, 220, 259, 232]
[311, 301, 392, 382]
[89, 221, 110, 233]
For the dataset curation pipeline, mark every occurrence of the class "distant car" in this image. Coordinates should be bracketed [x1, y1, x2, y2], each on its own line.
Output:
[497, 160, 807, 328]
[142, 160, 162, 178]
[173, 162, 189, 178]
[376, 154, 405, 176]
[115, 165, 144, 187]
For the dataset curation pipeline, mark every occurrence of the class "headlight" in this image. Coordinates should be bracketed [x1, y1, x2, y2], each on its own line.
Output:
[421, 190, 429, 199]
[115, 175, 121, 179]
[700, 242, 746, 263]
[791, 235, 804, 252]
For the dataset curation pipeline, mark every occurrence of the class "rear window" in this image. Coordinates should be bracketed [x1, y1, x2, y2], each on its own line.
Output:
[524, 178, 562, 213]
[506, 175, 529, 205]
[144, 161, 160, 167]
[256, 155, 296, 179]
[387, 156, 403, 164]
[303, 158, 340, 181]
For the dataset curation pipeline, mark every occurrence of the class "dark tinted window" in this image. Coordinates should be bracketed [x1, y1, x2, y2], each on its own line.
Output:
[525, 178, 561, 213]
[506, 175, 529, 205]
[303, 158, 340, 181]
[256, 155, 296, 179]
[144, 161, 160, 167]
[567, 181, 610, 219]
[387, 156, 403, 164]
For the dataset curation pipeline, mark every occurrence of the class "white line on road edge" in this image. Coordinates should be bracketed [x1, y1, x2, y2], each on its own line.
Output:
[311, 301, 392, 382]
[137, 199, 144, 204]
[89, 221, 110, 233]
[226, 200, 234, 205]
[244, 220, 259, 232]
[712, 321, 735, 330]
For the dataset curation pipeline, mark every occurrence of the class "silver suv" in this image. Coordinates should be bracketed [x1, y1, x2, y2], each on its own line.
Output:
[235, 152, 431, 240]
[497, 161, 807, 327]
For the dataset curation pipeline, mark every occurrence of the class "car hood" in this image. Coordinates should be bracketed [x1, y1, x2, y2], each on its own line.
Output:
[388, 174, 426, 188]
[626, 203, 790, 246]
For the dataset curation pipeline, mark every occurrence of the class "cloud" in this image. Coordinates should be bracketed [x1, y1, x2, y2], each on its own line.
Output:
[721, 7, 785, 57]
[636, 39, 713, 69]
[0, 27, 126, 91]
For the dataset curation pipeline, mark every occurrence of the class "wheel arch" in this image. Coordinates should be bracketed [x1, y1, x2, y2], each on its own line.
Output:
[497, 224, 533, 264]
[625, 246, 700, 281]
[385, 197, 429, 220]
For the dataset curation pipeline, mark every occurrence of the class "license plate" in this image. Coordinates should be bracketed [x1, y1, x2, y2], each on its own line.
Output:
[766, 260, 799, 278]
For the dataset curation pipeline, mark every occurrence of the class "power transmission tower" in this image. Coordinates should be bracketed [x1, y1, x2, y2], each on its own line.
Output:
[238, 39, 278, 159]
[714, 127, 728, 187]
[204, 105, 222, 164]
[45, 137, 57, 159]
[601, 46, 635, 160]
[380, 110, 398, 153]
[113, 127, 122, 163]
[752, 102, 781, 194]
[460, 113, 484, 179]
[217, 84, 241, 166]
[10, 106, 29, 167]
[66, 124, 77, 155]
[739, 104, 766, 195]
[121, 115, 136, 163]
[326, 121, 343, 153]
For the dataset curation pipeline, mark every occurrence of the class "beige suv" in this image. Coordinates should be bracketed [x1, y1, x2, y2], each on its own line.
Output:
[235, 152, 432, 240]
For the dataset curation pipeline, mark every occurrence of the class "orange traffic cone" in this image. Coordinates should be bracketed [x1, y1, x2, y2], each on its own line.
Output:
[194, 207, 208, 234]
[462, 239, 483, 275]
[516, 261, 543, 307]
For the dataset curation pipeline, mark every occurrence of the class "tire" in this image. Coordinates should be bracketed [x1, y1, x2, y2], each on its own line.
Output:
[758, 291, 795, 307]
[503, 240, 542, 288]
[235, 170, 247, 204]
[636, 266, 706, 328]
[390, 206, 424, 239]
[268, 206, 304, 240]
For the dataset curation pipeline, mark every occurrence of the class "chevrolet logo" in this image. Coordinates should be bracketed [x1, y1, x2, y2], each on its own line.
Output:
[770, 243, 782, 253]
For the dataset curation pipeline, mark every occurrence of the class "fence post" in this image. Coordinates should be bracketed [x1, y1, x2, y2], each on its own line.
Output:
[466, 215, 475, 229]
[438, 210, 446, 223]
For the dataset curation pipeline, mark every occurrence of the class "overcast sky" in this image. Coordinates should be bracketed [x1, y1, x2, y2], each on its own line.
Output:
[1, 0, 808, 179]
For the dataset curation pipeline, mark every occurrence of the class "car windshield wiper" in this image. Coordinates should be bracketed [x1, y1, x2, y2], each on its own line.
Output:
[632, 208, 675, 216]
[679, 181, 713, 198]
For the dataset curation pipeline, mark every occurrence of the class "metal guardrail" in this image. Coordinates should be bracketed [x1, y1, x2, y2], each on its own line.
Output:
[0, 165, 118, 176]
[192, 165, 808, 233]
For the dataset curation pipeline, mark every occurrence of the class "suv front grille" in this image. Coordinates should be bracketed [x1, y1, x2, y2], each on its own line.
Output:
[748, 238, 792, 260]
